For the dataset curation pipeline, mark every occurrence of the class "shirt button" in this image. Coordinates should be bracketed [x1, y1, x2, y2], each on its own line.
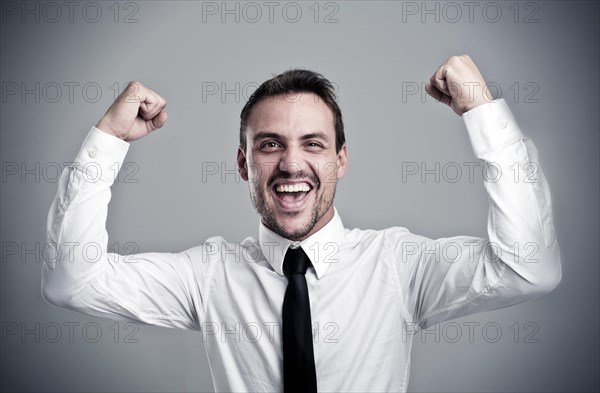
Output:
[496, 119, 507, 129]
[88, 149, 98, 158]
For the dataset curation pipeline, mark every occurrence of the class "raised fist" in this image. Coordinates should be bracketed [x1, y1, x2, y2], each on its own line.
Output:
[425, 55, 494, 116]
[96, 81, 167, 141]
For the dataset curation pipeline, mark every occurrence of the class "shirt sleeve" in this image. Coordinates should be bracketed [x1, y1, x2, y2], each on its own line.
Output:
[388, 99, 562, 329]
[41, 127, 209, 330]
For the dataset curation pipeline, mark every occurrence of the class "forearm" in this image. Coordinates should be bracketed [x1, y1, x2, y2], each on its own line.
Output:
[463, 99, 562, 293]
[42, 127, 130, 307]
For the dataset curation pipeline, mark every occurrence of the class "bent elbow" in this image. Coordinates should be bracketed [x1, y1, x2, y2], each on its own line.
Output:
[41, 280, 71, 309]
[42, 284, 62, 308]
[540, 265, 562, 294]
[41, 266, 76, 309]
[525, 260, 562, 296]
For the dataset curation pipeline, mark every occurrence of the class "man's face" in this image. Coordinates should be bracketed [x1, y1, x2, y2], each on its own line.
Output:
[237, 92, 347, 241]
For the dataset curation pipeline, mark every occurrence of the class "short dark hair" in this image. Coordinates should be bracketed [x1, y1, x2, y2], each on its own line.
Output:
[239, 69, 345, 153]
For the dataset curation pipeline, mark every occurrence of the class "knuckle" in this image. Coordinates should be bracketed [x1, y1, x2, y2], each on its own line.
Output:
[448, 56, 460, 65]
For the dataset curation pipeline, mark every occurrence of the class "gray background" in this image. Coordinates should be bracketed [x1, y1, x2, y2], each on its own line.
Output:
[1, 1, 598, 392]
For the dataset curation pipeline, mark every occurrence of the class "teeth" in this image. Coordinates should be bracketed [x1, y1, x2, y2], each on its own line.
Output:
[275, 183, 311, 193]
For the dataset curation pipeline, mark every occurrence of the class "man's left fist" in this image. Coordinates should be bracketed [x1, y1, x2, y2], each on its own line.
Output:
[425, 55, 494, 116]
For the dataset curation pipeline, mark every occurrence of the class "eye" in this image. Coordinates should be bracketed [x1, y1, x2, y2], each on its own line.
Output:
[306, 142, 324, 150]
[260, 141, 281, 150]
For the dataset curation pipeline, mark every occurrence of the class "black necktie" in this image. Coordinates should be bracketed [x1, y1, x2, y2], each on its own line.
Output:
[282, 246, 317, 393]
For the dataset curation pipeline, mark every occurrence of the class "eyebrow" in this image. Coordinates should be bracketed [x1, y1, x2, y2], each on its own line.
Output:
[253, 131, 330, 142]
[300, 132, 329, 141]
[253, 132, 282, 141]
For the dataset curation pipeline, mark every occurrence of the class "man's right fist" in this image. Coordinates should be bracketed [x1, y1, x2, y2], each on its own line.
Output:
[95, 81, 167, 141]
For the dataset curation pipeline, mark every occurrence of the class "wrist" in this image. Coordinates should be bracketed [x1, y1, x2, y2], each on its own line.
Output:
[463, 90, 494, 114]
[95, 119, 126, 141]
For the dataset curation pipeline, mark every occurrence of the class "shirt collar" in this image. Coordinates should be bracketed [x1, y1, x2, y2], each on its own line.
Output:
[259, 207, 345, 280]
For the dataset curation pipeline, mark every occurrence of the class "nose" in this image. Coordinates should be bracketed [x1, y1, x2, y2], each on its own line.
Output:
[278, 144, 304, 176]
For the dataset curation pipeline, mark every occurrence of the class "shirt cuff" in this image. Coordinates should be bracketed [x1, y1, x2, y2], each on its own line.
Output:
[462, 98, 524, 157]
[73, 127, 130, 182]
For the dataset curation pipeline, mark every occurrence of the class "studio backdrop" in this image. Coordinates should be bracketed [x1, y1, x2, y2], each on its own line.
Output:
[1, 1, 598, 392]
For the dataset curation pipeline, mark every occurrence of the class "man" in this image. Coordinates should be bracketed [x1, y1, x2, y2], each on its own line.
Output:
[42, 55, 561, 392]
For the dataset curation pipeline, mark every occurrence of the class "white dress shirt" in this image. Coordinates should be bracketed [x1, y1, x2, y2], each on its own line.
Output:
[42, 99, 561, 392]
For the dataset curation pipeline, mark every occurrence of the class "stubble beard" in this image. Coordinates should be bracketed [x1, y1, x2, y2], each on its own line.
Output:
[249, 180, 336, 241]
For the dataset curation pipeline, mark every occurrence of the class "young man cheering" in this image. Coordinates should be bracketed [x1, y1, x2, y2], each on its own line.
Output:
[42, 55, 561, 392]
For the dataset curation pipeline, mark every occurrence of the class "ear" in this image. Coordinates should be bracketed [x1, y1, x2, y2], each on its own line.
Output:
[336, 144, 348, 179]
[237, 146, 249, 181]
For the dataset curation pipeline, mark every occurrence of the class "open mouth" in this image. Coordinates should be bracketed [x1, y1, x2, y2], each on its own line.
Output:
[271, 182, 313, 210]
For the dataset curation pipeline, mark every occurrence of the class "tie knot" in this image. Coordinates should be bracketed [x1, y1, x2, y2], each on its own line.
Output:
[283, 246, 311, 277]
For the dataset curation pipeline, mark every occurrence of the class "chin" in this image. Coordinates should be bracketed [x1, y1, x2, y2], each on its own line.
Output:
[275, 214, 313, 239]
